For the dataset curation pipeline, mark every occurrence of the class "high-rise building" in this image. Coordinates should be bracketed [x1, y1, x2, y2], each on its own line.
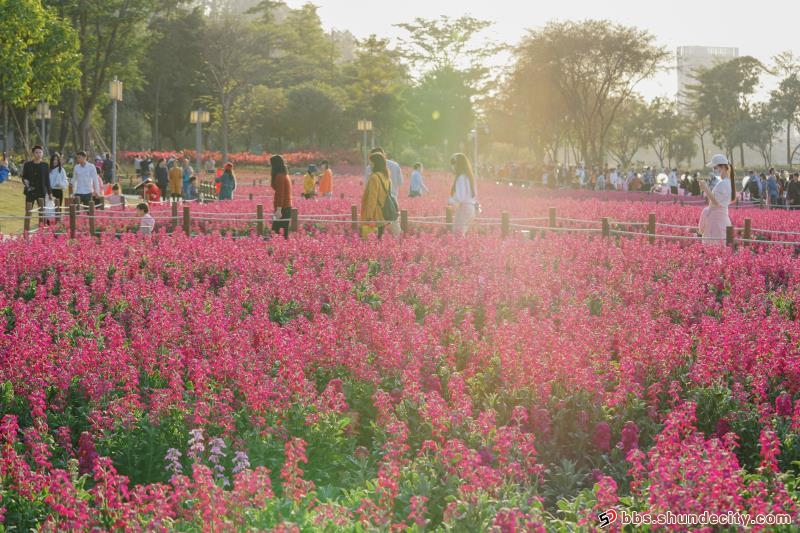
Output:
[677, 46, 739, 106]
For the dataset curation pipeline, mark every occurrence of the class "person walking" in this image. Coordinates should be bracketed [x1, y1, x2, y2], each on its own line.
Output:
[22, 145, 52, 226]
[216, 162, 236, 200]
[361, 152, 391, 239]
[448, 153, 478, 236]
[71, 151, 102, 210]
[409, 163, 429, 197]
[48, 152, 68, 221]
[697, 154, 735, 246]
[302, 165, 317, 199]
[270, 155, 292, 239]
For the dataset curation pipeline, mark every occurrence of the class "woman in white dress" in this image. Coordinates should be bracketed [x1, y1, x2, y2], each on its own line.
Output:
[698, 154, 735, 246]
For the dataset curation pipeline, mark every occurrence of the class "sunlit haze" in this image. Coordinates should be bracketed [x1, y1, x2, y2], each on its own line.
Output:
[297, 0, 793, 99]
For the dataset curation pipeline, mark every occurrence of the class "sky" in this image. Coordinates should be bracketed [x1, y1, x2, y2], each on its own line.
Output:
[286, 0, 794, 100]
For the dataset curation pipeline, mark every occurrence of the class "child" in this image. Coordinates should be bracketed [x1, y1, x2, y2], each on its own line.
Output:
[302, 164, 317, 199]
[137, 202, 155, 235]
[107, 184, 126, 208]
[185, 176, 198, 201]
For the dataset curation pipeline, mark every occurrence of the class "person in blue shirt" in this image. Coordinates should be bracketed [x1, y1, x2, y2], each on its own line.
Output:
[409, 163, 429, 197]
[767, 167, 779, 206]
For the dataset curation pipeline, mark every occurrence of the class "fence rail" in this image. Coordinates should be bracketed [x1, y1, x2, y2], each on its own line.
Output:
[14, 200, 800, 249]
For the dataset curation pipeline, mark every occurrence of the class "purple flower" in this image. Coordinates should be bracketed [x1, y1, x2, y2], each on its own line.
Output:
[593, 421, 611, 452]
[776, 393, 793, 417]
[619, 420, 639, 453]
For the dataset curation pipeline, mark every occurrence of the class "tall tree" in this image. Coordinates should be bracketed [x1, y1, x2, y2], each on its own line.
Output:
[138, 6, 207, 149]
[201, 14, 262, 162]
[516, 20, 669, 167]
[0, 0, 79, 152]
[686, 56, 764, 167]
[49, 0, 156, 150]
[768, 52, 800, 167]
[744, 102, 780, 168]
[607, 97, 649, 170]
[644, 97, 680, 168]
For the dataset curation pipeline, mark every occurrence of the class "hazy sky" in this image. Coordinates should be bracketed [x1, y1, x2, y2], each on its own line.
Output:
[287, 0, 793, 99]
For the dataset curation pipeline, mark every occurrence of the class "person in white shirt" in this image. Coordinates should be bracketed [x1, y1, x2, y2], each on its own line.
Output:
[409, 163, 429, 197]
[137, 202, 155, 235]
[48, 152, 68, 220]
[448, 153, 478, 236]
[697, 154, 735, 246]
[668, 168, 679, 195]
[71, 151, 102, 208]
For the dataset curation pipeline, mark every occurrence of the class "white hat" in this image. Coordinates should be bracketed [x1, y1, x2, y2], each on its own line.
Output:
[707, 154, 729, 167]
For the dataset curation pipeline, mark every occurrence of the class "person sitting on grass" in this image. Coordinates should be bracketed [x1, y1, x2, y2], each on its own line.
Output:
[137, 202, 155, 235]
[145, 179, 161, 204]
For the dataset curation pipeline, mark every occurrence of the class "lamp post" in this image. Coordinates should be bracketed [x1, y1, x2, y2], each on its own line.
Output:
[36, 101, 51, 153]
[190, 109, 211, 174]
[357, 119, 373, 181]
[470, 129, 478, 178]
[109, 77, 123, 183]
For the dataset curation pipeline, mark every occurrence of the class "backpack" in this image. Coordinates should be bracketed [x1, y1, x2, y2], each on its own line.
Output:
[379, 175, 398, 221]
[748, 178, 760, 198]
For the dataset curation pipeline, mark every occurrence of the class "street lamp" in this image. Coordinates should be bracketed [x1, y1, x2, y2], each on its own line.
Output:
[36, 101, 51, 153]
[189, 109, 210, 174]
[469, 129, 478, 178]
[357, 119, 373, 181]
[109, 77, 123, 183]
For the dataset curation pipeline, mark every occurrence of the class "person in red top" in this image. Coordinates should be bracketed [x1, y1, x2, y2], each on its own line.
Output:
[145, 180, 161, 203]
[319, 160, 333, 197]
[270, 154, 292, 239]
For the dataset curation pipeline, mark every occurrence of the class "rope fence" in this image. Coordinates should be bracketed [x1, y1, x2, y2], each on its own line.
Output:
[13, 200, 800, 250]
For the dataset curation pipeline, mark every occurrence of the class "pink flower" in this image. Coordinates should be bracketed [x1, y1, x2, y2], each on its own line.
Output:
[776, 393, 793, 417]
[592, 422, 611, 452]
[619, 421, 639, 453]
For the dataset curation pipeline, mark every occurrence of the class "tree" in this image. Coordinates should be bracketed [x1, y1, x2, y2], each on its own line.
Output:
[768, 52, 800, 167]
[49, 0, 156, 150]
[201, 14, 263, 162]
[607, 97, 649, 169]
[0, 0, 79, 151]
[685, 56, 764, 166]
[516, 20, 669, 167]
[407, 68, 474, 149]
[340, 36, 414, 151]
[744, 103, 780, 168]
[282, 83, 346, 148]
[644, 97, 680, 168]
[270, 3, 337, 87]
[395, 15, 503, 88]
[231, 85, 287, 151]
[138, 6, 207, 149]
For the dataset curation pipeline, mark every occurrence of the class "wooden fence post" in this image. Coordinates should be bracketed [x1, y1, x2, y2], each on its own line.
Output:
[648, 213, 656, 244]
[726, 225, 734, 248]
[549, 207, 557, 228]
[256, 204, 264, 236]
[743, 218, 752, 242]
[400, 209, 408, 234]
[183, 206, 191, 236]
[69, 204, 77, 239]
[501, 211, 510, 238]
[446, 206, 453, 231]
[88, 202, 96, 236]
[23, 205, 31, 235]
[602, 217, 610, 237]
[351, 205, 358, 234]
[290, 208, 298, 233]
[249, 193, 253, 201]
[171, 202, 179, 233]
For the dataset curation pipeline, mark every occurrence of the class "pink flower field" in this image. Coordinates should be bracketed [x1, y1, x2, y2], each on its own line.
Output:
[4, 178, 800, 530]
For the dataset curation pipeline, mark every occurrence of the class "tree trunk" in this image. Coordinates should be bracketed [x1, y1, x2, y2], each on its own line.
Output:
[2, 102, 7, 153]
[739, 144, 745, 168]
[24, 108, 29, 150]
[154, 80, 161, 150]
[698, 131, 706, 168]
[788, 120, 792, 168]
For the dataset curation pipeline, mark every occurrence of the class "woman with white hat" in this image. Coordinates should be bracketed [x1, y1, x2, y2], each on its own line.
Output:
[697, 154, 735, 245]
